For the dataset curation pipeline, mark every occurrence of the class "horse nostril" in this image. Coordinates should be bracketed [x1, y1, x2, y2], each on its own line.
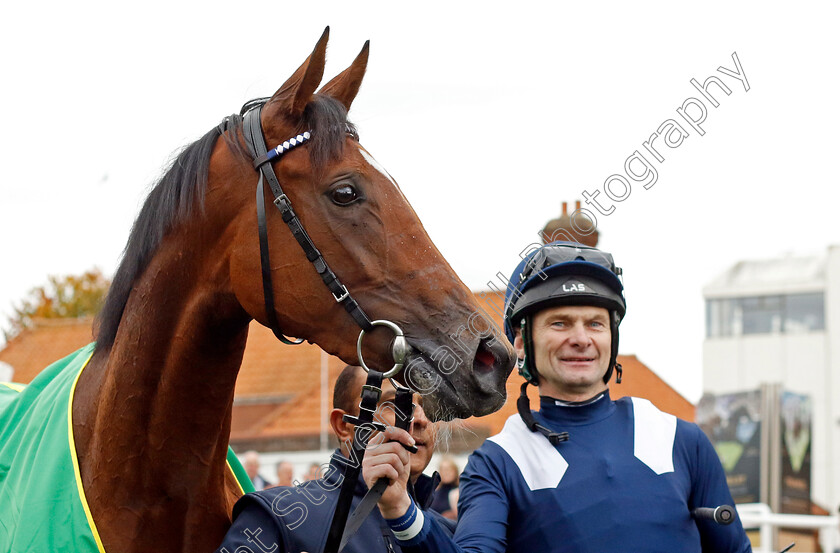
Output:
[473, 339, 496, 374]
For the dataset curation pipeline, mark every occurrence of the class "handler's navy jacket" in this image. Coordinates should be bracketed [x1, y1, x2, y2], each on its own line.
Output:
[397, 392, 753, 553]
[216, 450, 454, 553]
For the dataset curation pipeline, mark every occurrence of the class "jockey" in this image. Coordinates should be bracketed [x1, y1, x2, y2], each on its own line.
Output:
[215, 364, 454, 553]
[362, 241, 753, 553]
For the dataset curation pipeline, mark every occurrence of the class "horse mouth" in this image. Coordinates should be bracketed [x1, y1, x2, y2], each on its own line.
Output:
[401, 337, 511, 422]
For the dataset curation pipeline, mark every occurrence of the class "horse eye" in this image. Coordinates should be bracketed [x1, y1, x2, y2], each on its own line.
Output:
[331, 184, 359, 205]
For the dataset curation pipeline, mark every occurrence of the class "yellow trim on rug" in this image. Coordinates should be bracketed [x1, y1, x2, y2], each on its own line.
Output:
[227, 459, 247, 495]
[0, 381, 26, 392]
[63, 353, 244, 549]
[67, 351, 107, 553]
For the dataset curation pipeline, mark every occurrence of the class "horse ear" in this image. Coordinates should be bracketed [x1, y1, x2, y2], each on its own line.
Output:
[266, 26, 330, 117]
[318, 40, 369, 111]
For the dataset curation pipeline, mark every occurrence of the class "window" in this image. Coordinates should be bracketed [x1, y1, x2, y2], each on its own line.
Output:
[706, 293, 824, 337]
[741, 296, 782, 335]
[784, 293, 825, 333]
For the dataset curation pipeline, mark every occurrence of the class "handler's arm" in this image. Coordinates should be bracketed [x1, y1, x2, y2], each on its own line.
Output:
[362, 427, 509, 553]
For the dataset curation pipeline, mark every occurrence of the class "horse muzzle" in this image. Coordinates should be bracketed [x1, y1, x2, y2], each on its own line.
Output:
[400, 335, 514, 421]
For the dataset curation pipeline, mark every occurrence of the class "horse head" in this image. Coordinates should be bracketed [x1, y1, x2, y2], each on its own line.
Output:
[221, 29, 514, 420]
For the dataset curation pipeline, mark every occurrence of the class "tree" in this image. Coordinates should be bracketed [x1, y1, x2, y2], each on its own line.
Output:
[3, 269, 111, 341]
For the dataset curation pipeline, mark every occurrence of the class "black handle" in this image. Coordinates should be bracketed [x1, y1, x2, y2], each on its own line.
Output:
[692, 505, 735, 525]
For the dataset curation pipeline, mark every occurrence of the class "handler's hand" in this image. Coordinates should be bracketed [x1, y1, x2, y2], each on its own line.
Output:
[362, 425, 414, 519]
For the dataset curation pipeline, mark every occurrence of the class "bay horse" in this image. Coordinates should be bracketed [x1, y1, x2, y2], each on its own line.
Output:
[34, 28, 513, 553]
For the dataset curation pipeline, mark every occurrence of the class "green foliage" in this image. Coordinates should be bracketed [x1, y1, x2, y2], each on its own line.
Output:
[4, 269, 110, 341]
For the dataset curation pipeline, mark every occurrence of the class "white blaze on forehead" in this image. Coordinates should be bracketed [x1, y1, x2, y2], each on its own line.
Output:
[358, 145, 411, 206]
[358, 146, 399, 188]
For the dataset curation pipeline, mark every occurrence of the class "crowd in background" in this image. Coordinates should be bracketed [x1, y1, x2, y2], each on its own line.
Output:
[241, 449, 462, 519]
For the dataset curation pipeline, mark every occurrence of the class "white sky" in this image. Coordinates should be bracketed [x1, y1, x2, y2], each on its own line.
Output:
[1, 1, 838, 403]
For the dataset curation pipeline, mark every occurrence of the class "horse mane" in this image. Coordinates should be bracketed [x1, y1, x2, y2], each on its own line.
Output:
[94, 95, 355, 352]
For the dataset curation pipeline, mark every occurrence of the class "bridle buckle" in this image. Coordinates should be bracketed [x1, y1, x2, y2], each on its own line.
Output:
[332, 284, 350, 303]
[273, 194, 291, 211]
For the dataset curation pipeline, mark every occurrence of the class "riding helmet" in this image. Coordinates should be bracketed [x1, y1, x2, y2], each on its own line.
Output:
[503, 241, 626, 385]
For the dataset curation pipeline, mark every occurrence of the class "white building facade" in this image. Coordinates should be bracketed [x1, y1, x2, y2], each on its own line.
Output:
[703, 245, 840, 513]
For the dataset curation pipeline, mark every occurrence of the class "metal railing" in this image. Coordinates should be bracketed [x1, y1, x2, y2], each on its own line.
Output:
[736, 503, 840, 553]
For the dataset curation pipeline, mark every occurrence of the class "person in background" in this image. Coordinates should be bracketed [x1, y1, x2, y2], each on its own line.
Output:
[275, 461, 294, 488]
[216, 365, 454, 553]
[243, 450, 269, 491]
[429, 456, 460, 520]
[447, 488, 459, 520]
[303, 462, 321, 482]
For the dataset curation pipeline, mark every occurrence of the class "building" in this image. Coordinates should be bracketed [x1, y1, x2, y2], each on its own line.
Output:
[540, 200, 599, 247]
[703, 245, 840, 513]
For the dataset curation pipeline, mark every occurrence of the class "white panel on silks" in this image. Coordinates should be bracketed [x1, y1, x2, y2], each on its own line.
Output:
[488, 415, 569, 491]
[631, 397, 676, 475]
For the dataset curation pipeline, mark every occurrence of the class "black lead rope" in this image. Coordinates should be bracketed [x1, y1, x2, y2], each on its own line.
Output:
[323, 369, 384, 553]
[337, 386, 415, 551]
[241, 104, 374, 342]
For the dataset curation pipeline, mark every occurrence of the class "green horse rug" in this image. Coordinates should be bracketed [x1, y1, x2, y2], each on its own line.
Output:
[0, 344, 253, 552]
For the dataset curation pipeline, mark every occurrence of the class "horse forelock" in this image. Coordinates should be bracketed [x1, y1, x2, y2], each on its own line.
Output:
[94, 94, 355, 353]
[301, 95, 358, 171]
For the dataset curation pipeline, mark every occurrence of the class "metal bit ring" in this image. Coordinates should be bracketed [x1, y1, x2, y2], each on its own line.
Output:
[356, 320, 410, 378]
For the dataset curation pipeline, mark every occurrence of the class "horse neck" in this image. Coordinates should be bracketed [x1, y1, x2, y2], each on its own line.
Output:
[78, 222, 251, 507]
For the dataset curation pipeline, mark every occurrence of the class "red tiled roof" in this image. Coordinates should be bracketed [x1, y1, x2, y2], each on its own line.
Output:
[235, 324, 332, 399]
[0, 317, 95, 383]
[234, 356, 346, 441]
[610, 354, 695, 421]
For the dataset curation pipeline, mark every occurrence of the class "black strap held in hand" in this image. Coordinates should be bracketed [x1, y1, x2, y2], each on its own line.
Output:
[336, 384, 416, 551]
[324, 369, 384, 553]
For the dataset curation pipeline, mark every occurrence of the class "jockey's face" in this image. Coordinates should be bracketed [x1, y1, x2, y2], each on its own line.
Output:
[515, 305, 611, 401]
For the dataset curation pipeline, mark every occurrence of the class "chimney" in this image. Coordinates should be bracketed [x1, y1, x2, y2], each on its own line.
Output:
[540, 199, 599, 247]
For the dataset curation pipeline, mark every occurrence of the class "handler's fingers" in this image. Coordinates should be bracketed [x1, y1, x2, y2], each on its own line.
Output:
[366, 439, 410, 469]
[364, 443, 408, 477]
[364, 442, 410, 491]
[364, 454, 402, 482]
[368, 425, 414, 449]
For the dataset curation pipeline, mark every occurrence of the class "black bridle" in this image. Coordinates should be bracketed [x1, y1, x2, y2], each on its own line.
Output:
[241, 102, 374, 343]
[238, 101, 414, 552]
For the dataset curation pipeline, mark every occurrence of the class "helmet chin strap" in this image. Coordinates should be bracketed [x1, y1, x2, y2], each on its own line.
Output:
[601, 310, 623, 384]
[516, 381, 569, 446]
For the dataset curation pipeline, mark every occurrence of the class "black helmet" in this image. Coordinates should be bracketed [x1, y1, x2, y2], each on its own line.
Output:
[504, 241, 626, 385]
